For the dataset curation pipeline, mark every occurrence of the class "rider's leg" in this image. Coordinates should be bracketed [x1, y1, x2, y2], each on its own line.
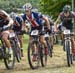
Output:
[2, 31, 12, 50]
[29, 36, 37, 53]
[18, 35, 23, 48]
[18, 35, 24, 57]
[49, 35, 53, 48]
[40, 35, 48, 55]
[2, 31, 13, 60]
[29, 36, 38, 61]
[40, 35, 47, 47]
[71, 36, 75, 56]
[29, 27, 38, 55]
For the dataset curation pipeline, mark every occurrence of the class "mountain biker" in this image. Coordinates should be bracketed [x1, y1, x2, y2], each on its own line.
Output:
[54, 5, 75, 59]
[22, 3, 50, 61]
[0, 10, 13, 60]
[10, 12, 26, 57]
[42, 14, 54, 54]
[44, 15, 54, 49]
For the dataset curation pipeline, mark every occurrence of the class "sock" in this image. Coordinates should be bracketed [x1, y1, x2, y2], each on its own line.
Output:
[8, 47, 12, 53]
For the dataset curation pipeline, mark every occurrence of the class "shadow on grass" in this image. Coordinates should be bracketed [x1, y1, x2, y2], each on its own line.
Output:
[0, 66, 31, 73]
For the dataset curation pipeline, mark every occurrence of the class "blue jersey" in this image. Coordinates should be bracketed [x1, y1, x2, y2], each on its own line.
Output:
[15, 16, 23, 26]
[22, 12, 43, 27]
[13, 16, 23, 31]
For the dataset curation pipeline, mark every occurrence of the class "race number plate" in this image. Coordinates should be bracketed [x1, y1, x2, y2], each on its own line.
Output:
[63, 30, 70, 34]
[31, 30, 39, 36]
[9, 33, 15, 38]
[44, 33, 49, 37]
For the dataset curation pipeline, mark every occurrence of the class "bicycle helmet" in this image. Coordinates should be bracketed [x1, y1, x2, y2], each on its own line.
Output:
[10, 12, 17, 20]
[63, 5, 71, 13]
[23, 3, 32, 11]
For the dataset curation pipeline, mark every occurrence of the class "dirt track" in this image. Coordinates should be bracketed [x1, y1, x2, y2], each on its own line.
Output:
[0, 45, 75, 73]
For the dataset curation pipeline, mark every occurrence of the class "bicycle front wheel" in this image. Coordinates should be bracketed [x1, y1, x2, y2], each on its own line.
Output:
[65, 40, 73, 67]
[28, 42, 40, 69]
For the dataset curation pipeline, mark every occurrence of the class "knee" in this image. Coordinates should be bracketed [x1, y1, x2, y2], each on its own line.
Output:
[2, 35, 8, 41]
[40, 37, 46, 44]
[40, 39, 43, 43]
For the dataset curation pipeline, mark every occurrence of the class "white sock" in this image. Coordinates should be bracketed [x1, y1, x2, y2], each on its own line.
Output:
[8, 47, 12, 53]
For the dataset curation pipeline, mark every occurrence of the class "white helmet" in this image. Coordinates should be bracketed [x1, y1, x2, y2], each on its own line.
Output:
[23, 3, 32, 11]
[10, 12, 17, 20]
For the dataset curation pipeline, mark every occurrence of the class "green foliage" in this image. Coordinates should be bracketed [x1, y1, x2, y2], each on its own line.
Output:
[40, 0, 71, 18]
[0, 0, 72, 19]
[0, 0, 39, 13]
[0, 0, 26, 13]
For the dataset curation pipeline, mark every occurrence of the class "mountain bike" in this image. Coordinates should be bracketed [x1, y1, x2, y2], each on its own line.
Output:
[63, 29, 74, 67]
[0, 28, 15, 69]
[28, 29, 47, 69]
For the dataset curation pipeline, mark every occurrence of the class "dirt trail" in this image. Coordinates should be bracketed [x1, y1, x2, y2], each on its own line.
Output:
[0, 45, 75, 73]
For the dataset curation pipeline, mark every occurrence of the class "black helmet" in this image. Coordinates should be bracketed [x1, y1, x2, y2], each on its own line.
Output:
[63, 5, 71, 13]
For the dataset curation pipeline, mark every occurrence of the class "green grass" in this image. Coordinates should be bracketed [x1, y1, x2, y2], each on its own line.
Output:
[23, 34, 29, 40]
[0, 35, 75, 73]
[23, 34, 29, 52]
[22, 34, 75, 73]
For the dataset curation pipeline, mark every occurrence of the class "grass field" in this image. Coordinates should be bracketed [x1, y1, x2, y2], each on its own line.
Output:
[0, 35, 75, 73]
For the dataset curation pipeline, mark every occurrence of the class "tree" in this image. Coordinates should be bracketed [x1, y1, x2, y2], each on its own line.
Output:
[40, 0, 71, 18]
[0, 0, 39, 13]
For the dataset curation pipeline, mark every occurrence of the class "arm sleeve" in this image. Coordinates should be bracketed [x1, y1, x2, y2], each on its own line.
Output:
[16, 17, 22, 25]
[21, 14, 27, 22]
[34, 12, 43, 18]
[37, 13, 43, 18]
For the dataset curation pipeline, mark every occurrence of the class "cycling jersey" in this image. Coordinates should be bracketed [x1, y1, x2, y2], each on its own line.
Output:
[13, 16, 23, 31]
[60, 11, 75, 30]
[22, 12, 43, 27]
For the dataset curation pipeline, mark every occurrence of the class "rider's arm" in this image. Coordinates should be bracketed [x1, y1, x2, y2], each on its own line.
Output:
[54, 15, 61, 30]
[71, 11, 75, 17]
[6, 16, 13, 27]
[21, 20, 27, 31]
[2, 10, 14, 27]
[42, 16, 50, 30]
[20, 15, 27, 32]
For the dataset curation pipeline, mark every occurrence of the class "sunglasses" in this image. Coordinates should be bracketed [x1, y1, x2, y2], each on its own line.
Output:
[25, 10, 29, 12]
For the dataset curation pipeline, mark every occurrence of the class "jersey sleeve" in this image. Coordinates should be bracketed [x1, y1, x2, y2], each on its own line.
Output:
[16, 16, 22, 25]
[38, 13, 43, 18]
[33, 12, 43, 19]
[59, 12, 63, 20]
[21, 14, 27, 22]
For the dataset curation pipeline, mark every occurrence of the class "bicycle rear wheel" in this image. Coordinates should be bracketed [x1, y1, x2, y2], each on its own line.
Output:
[46, 39, 52, 57]
[40, 47, 47, 67]
[4, 41, 15, 69]
[14, 41, 21, 62]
